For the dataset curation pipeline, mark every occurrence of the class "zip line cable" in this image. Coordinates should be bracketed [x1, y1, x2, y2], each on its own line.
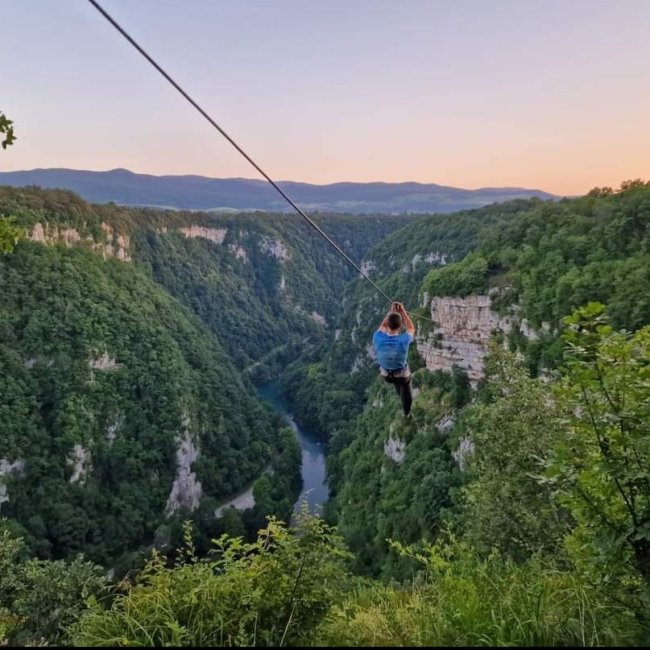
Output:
[86, 0, 433, 322]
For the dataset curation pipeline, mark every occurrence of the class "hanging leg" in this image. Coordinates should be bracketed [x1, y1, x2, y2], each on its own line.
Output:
[384, 375, 401, 395]
[384, 375, 413, 416]
[397, 377, 413, 416]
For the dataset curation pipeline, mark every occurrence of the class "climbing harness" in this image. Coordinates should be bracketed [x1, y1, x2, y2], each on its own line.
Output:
[86, 0, 434, 322]
[380, 368, 411, 379]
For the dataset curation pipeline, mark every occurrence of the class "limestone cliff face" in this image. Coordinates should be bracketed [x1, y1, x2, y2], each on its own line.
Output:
[417, 295, 513, 382]
[228, 243, 248, 261]
[259, 236, 290, 261]
[384, 436, 406, 463]
[100, 223, 131, 261]
[68, 444, 91, 484]
[166, 420, 202, 515]
[29, 222, 131, 261]
[0, 459, 26, 512]
[310, 311, 326, 326]
[89, 352, 121, 371]
[179, 225, 228, 245]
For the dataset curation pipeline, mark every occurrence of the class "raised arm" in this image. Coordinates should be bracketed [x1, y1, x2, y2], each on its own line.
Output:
[378, 312, 392, 332]
[378, 302, 401, 331]
[395, 302, 415, 336]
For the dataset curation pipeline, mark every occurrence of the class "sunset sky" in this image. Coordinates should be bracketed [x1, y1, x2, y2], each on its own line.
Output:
[3, 0, 649, 195]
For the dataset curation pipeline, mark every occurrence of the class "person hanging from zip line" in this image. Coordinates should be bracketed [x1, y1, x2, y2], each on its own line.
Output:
[372, 301, 416, 417]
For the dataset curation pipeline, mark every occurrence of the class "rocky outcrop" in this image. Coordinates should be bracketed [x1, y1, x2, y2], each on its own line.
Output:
[310, 311, 326, 326]
[228, 243, 248, 261]
[452, 437, 474, 471]
[100, 223, 131, 261]
[68, 444, 91, 484]
[106, 416, 122, 445]
[404, 251, 449, 272]
[520, 317, 551, 341]
[384, 437, 406, 464]
[0, 459, 25, 512]
[437, 415, 455, 433]
[417, 295, 512, 382]
[29, 222, 131, 261]
[416, 294, 552, 383]
[259, 237, 290, 261]
[425, 251, 448, 265]
[179, 225, 228, 244]
[349, 308, 365, 344]
[30, 223, 81, 246]
[166, 422, 202, 515]
[89, 352, 121, 370]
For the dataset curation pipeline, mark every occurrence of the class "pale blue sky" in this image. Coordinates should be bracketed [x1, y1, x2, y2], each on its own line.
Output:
[3, 0, 649, 193]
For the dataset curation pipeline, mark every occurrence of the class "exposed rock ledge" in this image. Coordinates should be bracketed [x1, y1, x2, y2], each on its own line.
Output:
[89, 352, 121, 370]
[179, 226, 228, 244]
[453, 437, 474, 471]
[259, 237, 290, 261]
[384, 437, 406, 464]
[166, 421, 202, 515]
[417, 295, 535, 382]
[100, 223, 131, 261]
[404, 251, 448, 272]
[68, 444, 91, 484]
[360, 260, 376, 275]
[29, 222, 131, 261]
[0, 459, 26, 512]
[310, 311, 326, 326]
[228, 243, 248, 261]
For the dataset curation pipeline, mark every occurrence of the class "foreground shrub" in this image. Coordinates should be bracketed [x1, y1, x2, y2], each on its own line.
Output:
[0, 525, 106, 646]
[72, 515, 351, 647]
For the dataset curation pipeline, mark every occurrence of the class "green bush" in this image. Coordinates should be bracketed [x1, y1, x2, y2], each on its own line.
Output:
[71, 516, 351, 647]
[0, 524, 106, 646]
[423, 252, 489, 298]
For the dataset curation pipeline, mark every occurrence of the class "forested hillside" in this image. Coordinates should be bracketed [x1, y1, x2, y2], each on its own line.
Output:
[0, 186, 411, 570]
[306, 181, 650, 578]
[1, 186, 413, 373]
[1, 182, 650, 646]
[0, 240, 286, 566]
[133, 210, 408, 373]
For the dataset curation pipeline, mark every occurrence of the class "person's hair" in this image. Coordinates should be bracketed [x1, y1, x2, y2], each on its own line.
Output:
[387, 312, 402, 331]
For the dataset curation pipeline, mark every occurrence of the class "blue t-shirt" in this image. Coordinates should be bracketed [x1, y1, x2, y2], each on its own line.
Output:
[373, 330, 413, 371]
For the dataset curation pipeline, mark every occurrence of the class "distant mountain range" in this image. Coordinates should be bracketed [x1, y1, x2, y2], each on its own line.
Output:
[0, 168, 557, 214]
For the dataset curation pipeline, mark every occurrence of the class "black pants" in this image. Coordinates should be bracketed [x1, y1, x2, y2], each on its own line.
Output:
[384, 375, 413, 416]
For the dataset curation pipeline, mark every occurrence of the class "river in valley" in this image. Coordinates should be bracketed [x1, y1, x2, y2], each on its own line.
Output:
[215, 381, 329, 517]
[258, 381, 329, 514]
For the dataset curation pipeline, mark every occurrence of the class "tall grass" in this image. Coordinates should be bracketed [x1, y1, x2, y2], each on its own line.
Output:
[70, 521, 644, 647]
[316, 545, 642, 647]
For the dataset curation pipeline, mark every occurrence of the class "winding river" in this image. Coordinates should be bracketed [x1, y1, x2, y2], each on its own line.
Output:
[258, 382, 329, 514]
[215, 382, 329, 517]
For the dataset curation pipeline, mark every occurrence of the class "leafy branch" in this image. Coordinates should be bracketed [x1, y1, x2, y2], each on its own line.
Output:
[0, 112, 16, 149]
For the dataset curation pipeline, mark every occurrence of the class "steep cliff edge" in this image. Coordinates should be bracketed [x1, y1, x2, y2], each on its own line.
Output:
[28, 222, 131, 261]
[416, 295, 540, 382]
[416, 295, 508, 381]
